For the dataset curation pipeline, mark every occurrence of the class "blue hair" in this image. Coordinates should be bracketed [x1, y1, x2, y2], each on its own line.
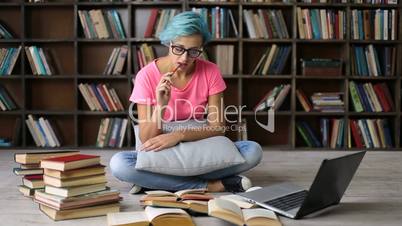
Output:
[158, 11, 212, 46]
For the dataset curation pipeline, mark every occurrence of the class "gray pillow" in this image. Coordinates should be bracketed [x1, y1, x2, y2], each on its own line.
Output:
[133, 120, 245, 176]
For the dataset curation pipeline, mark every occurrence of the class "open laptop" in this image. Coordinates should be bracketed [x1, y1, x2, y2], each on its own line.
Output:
[238, 151, 366, 219]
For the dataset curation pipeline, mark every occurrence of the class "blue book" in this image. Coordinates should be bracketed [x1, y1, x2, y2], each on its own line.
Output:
[358, 11, 364, 39]
[359, 47, 369, 76]
[372, 46, 382, 76]
[90, 84, 108, 111]
[336, 119, 344, 148]
[35, 120, 49, 147]
[310, 10, 321, 39]
[320, 118, 329, 148]
[382, 119, 393, 148]
[356, 83, 372, 112]
[0, 48, 13, 75]
[268, 47, 284, 75]
[361, 119, 374, 148]
[211, 8, 216, 38]
[275, 46, 291, 75]
[301, 121, 322, 147]
[112, 10, 126, 39]
[32, 46, 47, 75]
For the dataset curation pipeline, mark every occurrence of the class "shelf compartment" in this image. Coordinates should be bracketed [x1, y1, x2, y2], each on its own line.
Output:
[0, 115, 22, 147]
[0, 6, 22, 39]
[0, 79, 23, 110]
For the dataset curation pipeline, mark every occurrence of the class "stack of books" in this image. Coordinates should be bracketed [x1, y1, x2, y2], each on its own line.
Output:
[243, 9, 289, 39]
[25, 114, 62, 148]
[251, 45, 291, 75]
[78, 83, 124, 112]
[0, 46, 21, 75]
[25, 46, 59, 75]
[139, 188, 214, 215]
[0, 22, 13, 39]
[78, 9, 126, 39]
[349, 81, 394, 112]
[13, 151, 79, 198]
[0, 84, 17, 111]
[96, 117, 128, 148]
[137, 43, 156, 69]
[311, 92, 344, 112]
[301, 58, 343, 76]
[35, 154, 121, 220]
[103, 45, 128, 75]
[254, 84, 291, 112]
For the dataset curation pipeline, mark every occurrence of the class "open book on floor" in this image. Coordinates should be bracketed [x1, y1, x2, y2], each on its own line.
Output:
[140, 188, 213, 214]
[208, 198, 282, 226]
[107, 206, 195, 226]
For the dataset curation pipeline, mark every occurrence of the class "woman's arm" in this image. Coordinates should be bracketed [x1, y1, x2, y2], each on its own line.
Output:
[140, 92, 226, 152]
[137, 104, 164, 144]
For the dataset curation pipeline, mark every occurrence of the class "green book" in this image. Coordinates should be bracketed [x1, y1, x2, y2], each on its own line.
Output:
[349, 81, 364, 112]
[296, 122, 313, 147]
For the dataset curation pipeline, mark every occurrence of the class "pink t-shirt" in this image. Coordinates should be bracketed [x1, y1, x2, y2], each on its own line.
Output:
[130, 58, 227, 121]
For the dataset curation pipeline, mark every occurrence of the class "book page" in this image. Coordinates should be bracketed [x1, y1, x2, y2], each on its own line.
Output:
[107, 212, 148, 226]
[175, 188, 207, 197]
[145, 190, 176, 197]
[220, 194, 255, 209]
[145, 206, 187, 222]
[242, 208, 278, 221]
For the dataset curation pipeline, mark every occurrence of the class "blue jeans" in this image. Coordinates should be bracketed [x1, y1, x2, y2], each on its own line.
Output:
[109, 141, 263, 191]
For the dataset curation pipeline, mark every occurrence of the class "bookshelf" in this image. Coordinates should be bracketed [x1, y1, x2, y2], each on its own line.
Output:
[0, 0, 401, 151]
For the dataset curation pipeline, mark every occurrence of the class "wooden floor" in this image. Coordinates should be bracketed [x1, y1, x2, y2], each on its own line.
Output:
[1, 149, 401, 226]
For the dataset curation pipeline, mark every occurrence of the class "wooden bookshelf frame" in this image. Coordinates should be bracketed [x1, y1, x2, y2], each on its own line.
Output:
[0, 0, 401, 151]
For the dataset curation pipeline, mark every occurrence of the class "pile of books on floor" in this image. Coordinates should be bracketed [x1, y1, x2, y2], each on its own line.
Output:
[35, 153, 121, 220]
[311, 92, 344, 112]
[107, 190, 282, 226]
[14, 151, 79, 197]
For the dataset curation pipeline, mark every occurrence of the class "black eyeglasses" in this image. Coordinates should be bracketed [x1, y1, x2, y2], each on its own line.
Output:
[170, 43, 203, 58]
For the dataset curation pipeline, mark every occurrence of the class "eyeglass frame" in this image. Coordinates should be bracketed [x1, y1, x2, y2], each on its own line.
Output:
[169, 42, 204, 58]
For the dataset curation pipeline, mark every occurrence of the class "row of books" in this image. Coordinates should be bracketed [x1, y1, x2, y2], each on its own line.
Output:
[0, 84, 17, 111]
[349, 81, 394, 113]
[301, 58, 342, 76]
[301, 0, 397, 3]
[25, 46, 59, 75]
[78, 9, 126, 39]
[251, 45, 291, 75]
[310, 92, 344, 112]
[96, 117, 128, 148]
[215, 45, 234, 75]
[104, 45, 128, 75]
[297, 8, 346, 40]
[78, 83, 124, 112]
[25, 114, 61, 148]
[243, 9, 289, 39]
[349, 118, 393, 148]
[192, 8, 238, 39]
[137, 43, 156, 69]
[351, 9, 398, 41]
[297, 119, 344, 148]
[143, 9, 179, 38]
[254, 84, 291, 112]
[0, 47, 21, 76]
[0, 23, 13, 39]
[351, 45, 396, 77]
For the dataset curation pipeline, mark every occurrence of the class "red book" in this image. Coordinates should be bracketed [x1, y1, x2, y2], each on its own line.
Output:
[379, 83, 394, 111]
[373, 84, 391, 112]
[144, 9, 159, 38]
[24, 174, 43, 180]
[350, 120, 364, 148]
[40, 154, 100, 171]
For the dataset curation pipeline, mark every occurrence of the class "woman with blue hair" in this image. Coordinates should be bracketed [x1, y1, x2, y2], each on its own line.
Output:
[110, 11, 262, 193]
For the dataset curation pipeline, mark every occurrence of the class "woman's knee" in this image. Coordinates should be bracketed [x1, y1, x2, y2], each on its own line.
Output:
[235, 141, 263, 167]
[109, 151, 136, 179]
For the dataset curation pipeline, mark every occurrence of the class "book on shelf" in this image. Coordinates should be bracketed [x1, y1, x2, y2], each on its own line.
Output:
[297, 8, 345, 40]
[349, 81, 394, 113]
[243, 9, 289, 39]
[0, 22, 13, 39]
[296, 121, 322, 148]
[310, 92, 344, 112]
[137, 43, 156, 69]
[351, 0, 398, 3]
[96, 117, 128, 148]
[25, 46, 59, 76]
[192, 7, 238, 38]
[208, 198, 282, 226]
[78, 9, 126, 39]
[351, 9, 397, 41]
[138, 8, 178, 38]
[254, 84, 291, 112]
[78, 83, 124, 112]
[107, 206, 195, 226]
[296, 89, 313, 112]
[0, 46, 21, 76]
[251, 45, 291, 75]
[214, 45, 234, 75]
[103, 45, 128, 75]
[301, 58, 343, 76]
[351, 45, 396, 77]
[0, 84, 17, 111]
[349, 118, 393, 148]
[25, 115, 61, 148]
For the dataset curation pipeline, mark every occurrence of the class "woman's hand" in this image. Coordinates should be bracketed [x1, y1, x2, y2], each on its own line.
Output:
[140, 132, 183, 152]
[156, 72, 174, 106]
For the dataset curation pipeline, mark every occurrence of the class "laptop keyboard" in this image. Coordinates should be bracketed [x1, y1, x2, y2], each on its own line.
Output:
[264, 190, 308, 211]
